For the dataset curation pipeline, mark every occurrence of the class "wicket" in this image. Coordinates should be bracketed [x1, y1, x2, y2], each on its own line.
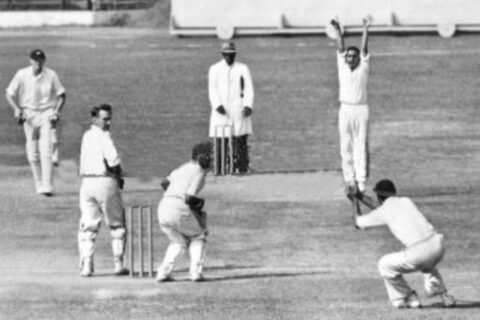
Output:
[213, 124, 234, 175]
[126, 206, 154, 278]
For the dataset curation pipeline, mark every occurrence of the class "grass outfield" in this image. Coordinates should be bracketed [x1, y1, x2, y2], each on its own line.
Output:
[0, 28, 480, 319]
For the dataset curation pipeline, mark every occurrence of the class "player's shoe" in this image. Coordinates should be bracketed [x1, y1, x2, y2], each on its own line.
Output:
[440, 293, 456, 307]
[156, 269, 173, 282]
[80, 258, 94, 277]
[357, 181, 366, 193]
[37, 186, 54, 197]
[392, 292, 421, 309]
[113, 260, 129, 276]
[190, 273, 205, 282]
[425, 289, 456, 308]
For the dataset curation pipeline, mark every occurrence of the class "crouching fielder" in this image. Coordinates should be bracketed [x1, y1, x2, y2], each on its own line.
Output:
[156, 142, 212, 282]
[354, 179, 455, 308]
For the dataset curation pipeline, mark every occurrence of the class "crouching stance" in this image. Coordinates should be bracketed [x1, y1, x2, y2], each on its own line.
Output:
[354, 179, 455, 308]
[156, 142, 211, 282]
[77, 104, 128, 277]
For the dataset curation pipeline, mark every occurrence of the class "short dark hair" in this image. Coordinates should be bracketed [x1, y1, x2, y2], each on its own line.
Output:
[346, 46, 360, 56]
[91, 104, 112, 117]
[373, 179, 397, 197]
[191, 142, 212, 160]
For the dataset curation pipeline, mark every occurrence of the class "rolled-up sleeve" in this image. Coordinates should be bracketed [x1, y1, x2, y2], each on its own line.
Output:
[356, 204, 388, 229]
[103, 133, 121, 167]
[6, 71, 20, 97]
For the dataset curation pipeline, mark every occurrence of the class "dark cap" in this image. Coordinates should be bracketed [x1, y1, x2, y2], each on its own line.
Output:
[221, 42, 236, 54]
[30, 49, 46, 61]
[373, 179, 397, 197]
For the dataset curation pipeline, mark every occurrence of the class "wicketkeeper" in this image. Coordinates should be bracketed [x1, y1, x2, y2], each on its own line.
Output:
[353, 179, 456, 308]
[156, 142, 211, 282]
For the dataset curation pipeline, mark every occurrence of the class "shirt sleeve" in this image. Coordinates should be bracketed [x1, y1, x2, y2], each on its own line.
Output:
[356, 203, 388, 229]
[185, 170, 206, 196]
[337, 51, 346, 67]
[102, 132, 121, 167]
[51, 71, 66, 96]
[6, 71, 21, 97]
[208, 64, 221, 109]
[241, 65, 254, 108]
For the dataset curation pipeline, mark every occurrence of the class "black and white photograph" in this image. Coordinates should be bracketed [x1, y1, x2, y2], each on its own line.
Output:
[1, 0, 480, 319]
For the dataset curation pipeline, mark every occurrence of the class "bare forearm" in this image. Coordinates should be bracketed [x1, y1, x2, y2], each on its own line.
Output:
[357, 194, 377, 210]
[361, 16, 372, 56]
[5, 94, 20, 112]
[361, 27, 369, 56]
[331, 20, 345, 53]
[54, 94, 66, 114]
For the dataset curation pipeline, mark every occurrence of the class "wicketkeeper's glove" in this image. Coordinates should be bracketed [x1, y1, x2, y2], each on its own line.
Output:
[216, 105, 226, 115]
[185, 195, 205, 211]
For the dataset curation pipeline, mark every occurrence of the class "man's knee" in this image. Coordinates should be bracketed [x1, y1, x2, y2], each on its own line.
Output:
[110, 227, 126, 240]
[78, 230, 97, 242]
[378, 256, 399, 279]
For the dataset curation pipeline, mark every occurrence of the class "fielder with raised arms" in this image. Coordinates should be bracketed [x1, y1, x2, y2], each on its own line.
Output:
[331, 17, 371, 195]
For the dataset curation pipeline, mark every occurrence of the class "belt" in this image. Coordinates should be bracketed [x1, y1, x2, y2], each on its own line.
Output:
[340, 101, 368, 106]
[407, 232, 438, 248]
[163, 195, 185, 201]
[81, 174, 110, 178]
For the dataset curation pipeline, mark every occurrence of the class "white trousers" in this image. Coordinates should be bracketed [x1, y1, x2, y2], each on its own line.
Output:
[157, 198, 208, 278]
[78, 177, 126, 262]
[378, 233, 448, 304]
[23, 108, 55, 192]
[338, 103, 369, 184]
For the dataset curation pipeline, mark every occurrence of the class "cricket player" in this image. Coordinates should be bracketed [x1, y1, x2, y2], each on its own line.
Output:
[156, 142, 212, 282]
[354, 179, 456, 308]
[208, 42, 254, 174]
[331, 17, 371, 195]
[5, 49, 66, 196]
[78, 104, 128, 277]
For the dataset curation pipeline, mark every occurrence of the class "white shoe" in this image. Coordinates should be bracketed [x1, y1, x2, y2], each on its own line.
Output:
[113, 260, 129, 276]
[156, 274, 173, 282]
[393, 292, 421, 309]
[80, 258, 94, 277]
[357, 181, 366, 193]
[191, 273, 205, 282]
[37, 186, 54, 197]
[440, 293, 456, 308]
[156, 268, 173, 282]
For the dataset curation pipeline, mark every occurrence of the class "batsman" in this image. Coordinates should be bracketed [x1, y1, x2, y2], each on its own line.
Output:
[156, 142, 212, 282]
[352, 179, 456, 308]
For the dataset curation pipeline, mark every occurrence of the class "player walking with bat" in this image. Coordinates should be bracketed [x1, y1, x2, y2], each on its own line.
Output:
[352, 179, 456, 308]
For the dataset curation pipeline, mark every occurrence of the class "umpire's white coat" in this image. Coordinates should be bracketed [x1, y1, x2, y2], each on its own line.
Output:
[208, 60, 254, 137]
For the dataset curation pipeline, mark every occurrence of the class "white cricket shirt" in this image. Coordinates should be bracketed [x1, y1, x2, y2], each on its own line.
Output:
[164, 161, 206, 200]
[80, 125, 121, 176]
[356, 197, 435, 247]
[6, 66, 65, 111]
[337, 52, 369, 105]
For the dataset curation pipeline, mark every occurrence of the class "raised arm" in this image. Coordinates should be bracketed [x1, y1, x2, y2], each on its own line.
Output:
[361, 15, 372, 56]
[330, 19, 345, 53]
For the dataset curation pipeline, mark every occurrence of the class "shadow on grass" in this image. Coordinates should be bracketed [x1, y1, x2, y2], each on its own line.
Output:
[422, 300, 480, 309]
[204, 269, 329, 282]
